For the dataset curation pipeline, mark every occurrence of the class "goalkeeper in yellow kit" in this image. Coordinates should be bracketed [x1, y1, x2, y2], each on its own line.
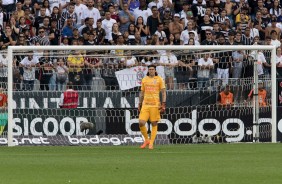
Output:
[138, 65, 166, 150]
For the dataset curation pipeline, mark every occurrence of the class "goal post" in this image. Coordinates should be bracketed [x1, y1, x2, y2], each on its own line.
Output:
[6, 45, 277, 146]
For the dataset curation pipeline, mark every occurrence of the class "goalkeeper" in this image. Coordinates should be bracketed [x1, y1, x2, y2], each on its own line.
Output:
[138, 65, 166, 150]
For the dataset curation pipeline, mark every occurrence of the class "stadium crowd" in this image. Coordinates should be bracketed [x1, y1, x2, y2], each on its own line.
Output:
[0, 0, 281, 91]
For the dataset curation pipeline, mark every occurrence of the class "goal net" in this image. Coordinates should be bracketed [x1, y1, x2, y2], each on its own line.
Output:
[1, 45, 277, 146]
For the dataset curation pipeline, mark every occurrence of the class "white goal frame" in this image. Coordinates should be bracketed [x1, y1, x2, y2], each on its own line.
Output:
[7, 45, 277, 146]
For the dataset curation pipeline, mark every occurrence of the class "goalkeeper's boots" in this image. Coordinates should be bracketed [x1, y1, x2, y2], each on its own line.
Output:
[148, 144, 154, 150]
[140, 140, 150, 149]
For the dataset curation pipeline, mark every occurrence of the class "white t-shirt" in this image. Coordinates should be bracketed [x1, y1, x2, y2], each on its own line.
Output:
[276, 55, 282, 65]
[20, 56, 39, 80]
[180, 30, 189, 45]
[133, 8, 152, 25]
[271, 39, 281, 48]
[102, 18, 117, 40]
[75, 4, 87, 25]
[197, 58, 213, 78]
[154, 30, 166, 39]
[82, 7, 101, 28]
[159, 53, 178, 65]
[0, 53, 7, 77]
[125, 56, 137, 66]
[257, 52, 267, 75]
[148, 1, 163, 9]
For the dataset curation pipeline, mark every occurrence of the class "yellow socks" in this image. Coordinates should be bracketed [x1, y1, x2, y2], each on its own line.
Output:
[150, 125, 158, 145]
[139, 125, 149, 141]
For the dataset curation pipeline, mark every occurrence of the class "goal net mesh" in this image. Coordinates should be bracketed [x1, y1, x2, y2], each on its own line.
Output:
[0, 46, 275, 146]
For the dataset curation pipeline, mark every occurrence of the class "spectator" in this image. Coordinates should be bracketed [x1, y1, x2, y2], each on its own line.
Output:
[158, 49, 179, 90]
[95, 0, 105, 18]
[67, 50, 85, 90]
[266, 16, 281, 40]
[0, 52, 7, 85]
[38, 50, 54, 90]
[133, 0, 152, 25]
[55, 58, 68, 91]
[197, 52, 214, 88]
[102, 10, 117, 44]
[33, 7, 47, 35]
[169, 13, 183, 42]
[201, 29, 217, 45]
[147, 6, 161, 36]
[270, 30, 281, 48]
[94, 19, 106, 45]
[49, 18, 60, 45]
[59, 82, 79, 109]
[247, 80, 267, 107]
[32, 26, 50, 45]
[19, 52, 39, 91]
[161, 8, 172, 39]
[217, 85, 234, 107]
[125, 0, 140, 12]
[0, 25, 17, 50]
[232, 50, 245, 79]
[135, 16, 148, 45]
[154, 22, 167, 42]
[84, 51, 102, 90]
[199, 14, 213, 42]
[119, 3, 135, 34]
[81, 0, 101, 28]
[61, 3, 78, 28]
[108, 4, 119, 22]
[74, 0, 87, 28]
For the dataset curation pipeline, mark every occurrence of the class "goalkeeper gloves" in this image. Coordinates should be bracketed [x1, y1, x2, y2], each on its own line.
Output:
[160, 102, 166, 114]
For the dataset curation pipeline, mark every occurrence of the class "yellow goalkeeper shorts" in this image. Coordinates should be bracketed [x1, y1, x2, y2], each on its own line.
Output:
[139, 106, 160, 122]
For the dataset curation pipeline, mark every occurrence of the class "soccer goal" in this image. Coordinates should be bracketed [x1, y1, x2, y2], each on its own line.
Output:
[3, 45, 277, 146]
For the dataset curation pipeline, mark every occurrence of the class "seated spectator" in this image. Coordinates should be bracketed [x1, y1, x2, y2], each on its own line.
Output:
[247, 80, 267, 107]
[217, 85, 234, 107]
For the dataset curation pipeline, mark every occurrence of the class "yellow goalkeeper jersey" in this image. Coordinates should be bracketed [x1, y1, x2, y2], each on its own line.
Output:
[141, 75, 165, 107]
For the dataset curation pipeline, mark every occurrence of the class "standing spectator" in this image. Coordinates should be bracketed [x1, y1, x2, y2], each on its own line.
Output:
[67, 50, 85, 90]
[265, 16, 281, 40]
[108, 4, 119, 22]
[270, 30, 281, 48]
[109, 23, 121, 44]
[95, 19, 106, 45]
[119, 3, 135, 34]
[148, 0, 163, 9]
[74, 0, 87, 28]
[201, 29, 217, 45]
[49, 18, 60, 45]
[269, 0, 281, 17]
[133, 0, 152, 25]
[199, 14, 213, 42]
[241, 27, 253, 45]
[84, 51, 102, 90]
[124, 0, 139, 11]
[253, 10, 268, 40]
[232, 50, 246, 79]
[0, 52, 7, 86]
[169, 13, 183, 42]
[50, 6, 61, 30]
[135, 16, 148, 45]
[61, 3, 78, 28]
[38, 51, 54, 90]
[147, 6, 161, 36]
[197, 53, 214, 88]
[161, 8, 172, 39]
[32, 27, 50, 45]
[81, 0, 101, 28]
[158, 50, 179, 90]
[191, 0, 206, 25]
[55, 58, 68, 91]
[19, 52, 39, 91]
[102, 11, 117, 44]
[216, 35, 232, 86]
[33, 7, 47, 35]
[154, 23, 167, 42]
[82, 17, 95, 38]
[62, 17, 74, 37]
[234, 31, 243, 45]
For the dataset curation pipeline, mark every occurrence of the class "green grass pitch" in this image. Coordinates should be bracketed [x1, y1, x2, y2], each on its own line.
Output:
[1, 144, 282, 184]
